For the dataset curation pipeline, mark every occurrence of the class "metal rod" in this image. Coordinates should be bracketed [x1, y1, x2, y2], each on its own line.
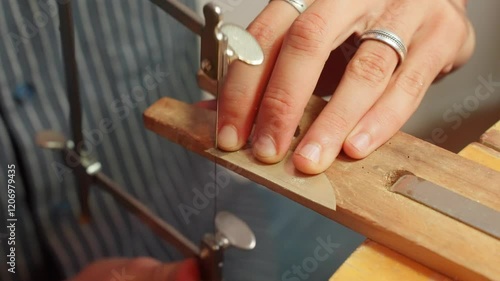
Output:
[94, 172, 200, 258]
[212, 33, 228, 234]
[391, 175, 500, 239]
[58, 1, 91, 221]
[150, 0, 204, 35]
[199, 235, 223, 281]
[58, 1, 83, 153]
[76, 165, 92, 223]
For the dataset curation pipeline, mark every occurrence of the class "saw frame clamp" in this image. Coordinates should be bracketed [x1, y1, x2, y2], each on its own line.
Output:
[36, 1, 264, 280]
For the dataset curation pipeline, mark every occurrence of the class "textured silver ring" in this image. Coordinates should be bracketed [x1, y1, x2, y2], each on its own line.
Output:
[270, 0, 307, 14]
[360, 29, 407, 64]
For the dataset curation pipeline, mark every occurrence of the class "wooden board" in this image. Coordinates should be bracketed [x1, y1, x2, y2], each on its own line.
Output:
[480, 121, 500, 152]
[143, 96, 500, 280]
[331, 120, 500, 281]
[330, 240, 451, 281]
[459, 142, 500, 172]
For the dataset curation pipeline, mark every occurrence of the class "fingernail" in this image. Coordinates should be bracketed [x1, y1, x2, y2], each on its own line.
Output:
[349, 132, 371, 152]
[253, 134, 277, 158]
[218, 125, 238, 149]
[298, 143, 321, 163]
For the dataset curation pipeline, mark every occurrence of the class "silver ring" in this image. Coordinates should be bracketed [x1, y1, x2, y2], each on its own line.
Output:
[270, 0, 307, 14]
[360, 29, 407, 64]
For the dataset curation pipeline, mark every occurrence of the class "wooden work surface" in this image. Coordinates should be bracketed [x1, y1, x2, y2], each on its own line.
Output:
[331, 120, 500, 281]
[144, 96, 500, 280]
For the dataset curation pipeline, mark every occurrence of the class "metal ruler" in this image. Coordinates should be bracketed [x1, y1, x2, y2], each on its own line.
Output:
[391, 174, 500, 239]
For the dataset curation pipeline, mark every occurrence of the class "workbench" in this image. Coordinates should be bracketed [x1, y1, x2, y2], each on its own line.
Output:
[331, 120, 500, 281]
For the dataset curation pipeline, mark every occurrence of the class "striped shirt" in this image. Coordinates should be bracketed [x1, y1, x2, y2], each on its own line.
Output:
[0, 1, 363, 280]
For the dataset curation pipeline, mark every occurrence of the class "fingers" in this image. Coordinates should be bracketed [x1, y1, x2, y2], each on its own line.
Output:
[293, 40, 400, 173]
[169, 259, 200, 281]
[451, 19, 475, 69]
[344, 20, 466, 159]
[343, 51, 437, 159]
[220, 0, 474, 175]
[69, 258, 131, 281]
[292, 2, 424, 174]
[217, 1, 304, 151]
[69, 257, 164, 281]
[69, 257, 200, 281]
[252, 0, 367, 163]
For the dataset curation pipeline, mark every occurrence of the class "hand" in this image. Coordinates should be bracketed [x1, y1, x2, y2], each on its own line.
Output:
[69, 258, 199, 281]
[217, 0, 475, 174]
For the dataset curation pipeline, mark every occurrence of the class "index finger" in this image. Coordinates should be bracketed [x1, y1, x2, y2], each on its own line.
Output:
[217, 1, 306, 151]
[252, 0, 368, 163]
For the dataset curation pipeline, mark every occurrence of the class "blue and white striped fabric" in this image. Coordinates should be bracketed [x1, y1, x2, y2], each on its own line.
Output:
[0, 1, 363, 280]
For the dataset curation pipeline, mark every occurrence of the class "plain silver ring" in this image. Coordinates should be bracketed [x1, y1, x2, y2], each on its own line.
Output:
[360, 29, 407, 64]
[270, 0, 307, 14]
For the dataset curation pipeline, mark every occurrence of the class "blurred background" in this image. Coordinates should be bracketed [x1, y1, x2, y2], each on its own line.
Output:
[198, 0, 500, 152]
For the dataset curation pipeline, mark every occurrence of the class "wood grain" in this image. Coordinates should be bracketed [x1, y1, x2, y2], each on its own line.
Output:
[331, 121, 500, 281]
[144, 96, 500, 280]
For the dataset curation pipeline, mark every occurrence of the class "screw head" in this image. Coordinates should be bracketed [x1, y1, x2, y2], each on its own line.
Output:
[218, 23, 264, 66]
[215, 211, 256, 250]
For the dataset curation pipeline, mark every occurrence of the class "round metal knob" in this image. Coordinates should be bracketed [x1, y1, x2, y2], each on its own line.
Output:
[218, 23, 264, 66]
[215, 211, 256, 250]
